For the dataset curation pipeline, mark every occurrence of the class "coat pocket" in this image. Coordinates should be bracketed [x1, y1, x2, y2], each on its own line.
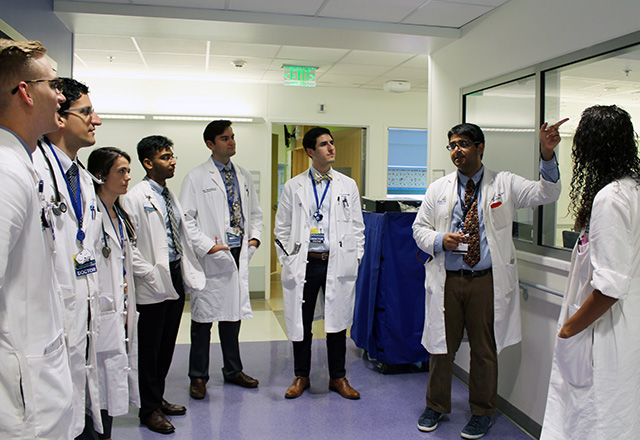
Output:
[96, 310, 124, 354]
[490, 202, 512, 230]
[336, 233, 358, 280]
[202, 250, 237, 276]
[280, 254, 301, 290]
[555, 305, 594, 387]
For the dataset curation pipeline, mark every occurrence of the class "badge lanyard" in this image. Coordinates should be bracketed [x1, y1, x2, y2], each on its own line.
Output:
[310, 172, 330, 222]
[45, 138, 85, 243]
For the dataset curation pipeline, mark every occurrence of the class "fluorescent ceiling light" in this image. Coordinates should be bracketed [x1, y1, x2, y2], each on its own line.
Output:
[100, 114, 146, 120]
[152, 116, 253, 122]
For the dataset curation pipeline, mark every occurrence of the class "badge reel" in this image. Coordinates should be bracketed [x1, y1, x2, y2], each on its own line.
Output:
[452, 227, 470, 255]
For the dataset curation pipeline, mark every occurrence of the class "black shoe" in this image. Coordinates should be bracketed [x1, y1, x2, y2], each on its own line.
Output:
[417, 407, 443, 432]
[225, 371, 259, 388]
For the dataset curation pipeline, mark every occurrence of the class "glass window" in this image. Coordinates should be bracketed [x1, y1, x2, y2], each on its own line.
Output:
[387, 128, 428, 196]
[464, 75, 537, 243]
[542, 42, 640, 250]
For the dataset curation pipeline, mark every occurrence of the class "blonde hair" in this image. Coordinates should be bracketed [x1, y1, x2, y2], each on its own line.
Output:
[0, 39, 48, 111]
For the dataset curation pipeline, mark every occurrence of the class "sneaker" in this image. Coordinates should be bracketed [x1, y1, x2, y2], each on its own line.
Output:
[461, 415, 492, 439]
[417, 407, 443, 432]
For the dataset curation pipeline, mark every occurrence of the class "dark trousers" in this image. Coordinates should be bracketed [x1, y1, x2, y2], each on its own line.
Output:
[188, 247, 244, 382]
[293, 258, 347, 379]
[137, 260, 186, 418]
[426, 271, 497, 416]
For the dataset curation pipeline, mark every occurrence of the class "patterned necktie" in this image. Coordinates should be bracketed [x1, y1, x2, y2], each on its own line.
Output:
[463, 179, 480, 267]
[162, 187, 183, 255]
[66, 162, 79, 202]
[224, 166, 243, 230]
[313, 171, 332, 184]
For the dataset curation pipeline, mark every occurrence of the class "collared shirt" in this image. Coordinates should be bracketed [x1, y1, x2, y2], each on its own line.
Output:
[0, 125, 32, 159]
[50, 141, 75, 173]
[212, 156, 245, 232]
[435, 156, 560, 271]
[308, 165, 332, 253]
[146, 176, 181, 262]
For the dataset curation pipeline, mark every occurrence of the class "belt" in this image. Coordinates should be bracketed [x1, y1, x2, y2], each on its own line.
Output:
[446, 268, 492, 278]
[308, 252, 330, 261]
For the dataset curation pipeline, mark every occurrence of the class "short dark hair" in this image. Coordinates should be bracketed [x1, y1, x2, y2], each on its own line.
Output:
[137, 135, 174, 165]
[303, 127, 332, 151]
[58, 78, 89, 114]
[448, 123, 485, 145]
[203, 120, 232, 144]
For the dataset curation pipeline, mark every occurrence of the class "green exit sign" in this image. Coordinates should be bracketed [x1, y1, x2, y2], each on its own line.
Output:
[283, 65, 317, 87]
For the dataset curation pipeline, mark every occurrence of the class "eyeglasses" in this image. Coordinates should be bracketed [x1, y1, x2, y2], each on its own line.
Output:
[158, 153, 178, 161]
[446, 140, 480, 151]
[63, 106, 95, 117]
[11, 78, 64, 95]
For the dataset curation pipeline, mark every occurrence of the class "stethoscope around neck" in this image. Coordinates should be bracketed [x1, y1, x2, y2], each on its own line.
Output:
[37, 137, 105, 216]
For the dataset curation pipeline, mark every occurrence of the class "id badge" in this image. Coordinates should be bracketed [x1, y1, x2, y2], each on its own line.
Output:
[452, 243, 469, 255]
[226, 227, 242, 248]
[310, 227, 325, 244]
[74, 248, 97, 276]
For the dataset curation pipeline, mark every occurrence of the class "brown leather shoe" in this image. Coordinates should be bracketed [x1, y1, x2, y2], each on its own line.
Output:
[329, 377, 360, 400]
[140, 408, 175, 434]
[190, 378, 207, 399]
[285, 376, 310, 399]
[161, 399, 186, 416]
[225, 371, 259, 388]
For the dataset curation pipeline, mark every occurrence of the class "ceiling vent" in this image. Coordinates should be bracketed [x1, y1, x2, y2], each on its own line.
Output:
[384, 80, 411, 93]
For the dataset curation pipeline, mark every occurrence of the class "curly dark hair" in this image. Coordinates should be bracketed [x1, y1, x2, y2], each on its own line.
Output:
[569, 105, 640, 230]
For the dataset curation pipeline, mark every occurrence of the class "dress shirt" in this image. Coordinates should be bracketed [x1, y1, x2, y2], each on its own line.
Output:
[308, 165, 332, 253]
[212, 156, 245, 232]
[146, 177, 181, 262]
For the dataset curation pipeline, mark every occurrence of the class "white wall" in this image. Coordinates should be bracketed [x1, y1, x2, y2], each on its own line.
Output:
[428, 0, 640, 428]
[74, 75, 428, 296]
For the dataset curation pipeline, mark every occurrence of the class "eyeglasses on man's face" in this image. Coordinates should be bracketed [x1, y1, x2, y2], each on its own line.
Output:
[446, 140, 480, 151]
[63, 106, 96, 118]
[10, 78, 64, 95]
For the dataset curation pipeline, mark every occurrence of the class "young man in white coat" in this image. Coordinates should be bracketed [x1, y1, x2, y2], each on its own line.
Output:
[32, 77, 105, 439]
[121, 135, 205, 434]
[0, 38, 73, 440]
[180, 120, 263, 399]
[412, 121, 566, 439]
[274, 126, 365, 400]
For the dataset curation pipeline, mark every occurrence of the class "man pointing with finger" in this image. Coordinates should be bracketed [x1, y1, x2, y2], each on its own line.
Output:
[412, 120, 567, 439]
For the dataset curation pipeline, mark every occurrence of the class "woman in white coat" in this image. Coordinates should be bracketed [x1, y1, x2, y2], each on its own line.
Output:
[541, 105, 640, 439]
[88, 147, 140, 440]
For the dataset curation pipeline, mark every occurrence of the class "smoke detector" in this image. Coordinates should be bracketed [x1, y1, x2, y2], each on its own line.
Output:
[383, 80, 411, 93]
[232, 60, 247, 69]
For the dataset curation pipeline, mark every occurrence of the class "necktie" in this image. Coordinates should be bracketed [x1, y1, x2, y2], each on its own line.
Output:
[66, 163, 79, 202]
[463, 179, 480, 267]
[313, 171, 332, 184]
[224, 166, 243, 230]
[162, 187, 183, 255]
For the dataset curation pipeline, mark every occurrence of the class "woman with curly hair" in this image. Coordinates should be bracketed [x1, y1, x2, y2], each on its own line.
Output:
[541, 105, 640, 439]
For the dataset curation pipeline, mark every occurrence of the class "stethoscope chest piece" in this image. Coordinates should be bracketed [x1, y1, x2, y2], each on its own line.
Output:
[102, 246, 111, 258]
[52, 201, 68, 216]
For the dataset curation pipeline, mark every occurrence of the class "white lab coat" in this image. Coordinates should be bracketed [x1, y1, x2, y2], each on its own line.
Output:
[94, 204, 140, 416]
[180, 158, 263, 323]
[412, 169, 561, 354]
[32, 140, 102, 436]
[121, 180, 205, 305]
[0, 129, 73, 440]
[274, 170, 365, 341]
[541, 178, 640, 439]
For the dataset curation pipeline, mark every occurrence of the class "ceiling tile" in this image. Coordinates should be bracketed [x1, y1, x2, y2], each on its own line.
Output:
[135, 37, 208, 54]
[340, 50, 414, 66]
[74, 49, 145, 65]
[276, 46, 349, 64]
[132, 0, 226, 8]
[326, 63, 392, 76]
[319, 0, 426, 23]
[403, 1, 493, 27]
[144, 53, 206, 68]
[209, 42, 281, 58]
[74, 35, 137, 51]
[382, 66, 428, 81]
[228, 0, 325, 15]
[401, 54, 429, 69]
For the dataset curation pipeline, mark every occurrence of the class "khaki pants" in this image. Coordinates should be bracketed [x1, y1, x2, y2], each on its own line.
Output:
[426, 271, 497, 416]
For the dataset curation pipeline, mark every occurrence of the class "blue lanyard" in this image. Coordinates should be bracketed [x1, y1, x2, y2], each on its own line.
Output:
[45, 138, 85, 243]
[310, 172, 330, 214]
